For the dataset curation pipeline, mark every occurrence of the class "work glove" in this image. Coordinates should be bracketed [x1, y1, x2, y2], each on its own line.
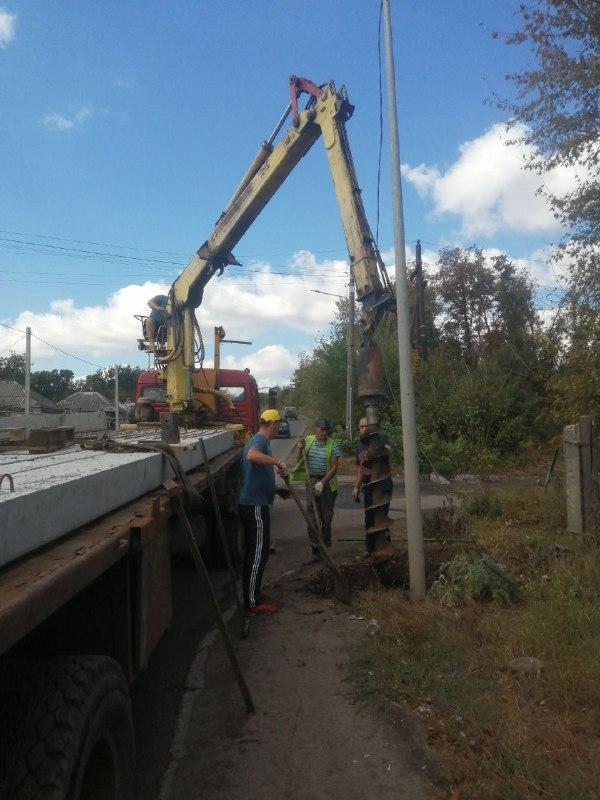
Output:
[313, 481, 324, 497]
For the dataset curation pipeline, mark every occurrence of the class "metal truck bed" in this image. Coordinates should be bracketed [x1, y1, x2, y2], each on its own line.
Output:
[0, 429, 234, 569]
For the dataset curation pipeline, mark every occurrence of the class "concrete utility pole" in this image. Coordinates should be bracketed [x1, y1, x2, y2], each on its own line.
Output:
[345, 275, 355, 439]
[24, 326, 31, 415]
[382, 0, 426, 601]
[114, 365, 120, 431]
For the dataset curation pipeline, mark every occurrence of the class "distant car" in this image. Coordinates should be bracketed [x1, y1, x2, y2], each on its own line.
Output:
[277, 420, 291, 438]
[284, 406, 298, 420]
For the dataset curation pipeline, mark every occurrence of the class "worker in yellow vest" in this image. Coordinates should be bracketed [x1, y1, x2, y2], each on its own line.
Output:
[293, 417, 341, 557]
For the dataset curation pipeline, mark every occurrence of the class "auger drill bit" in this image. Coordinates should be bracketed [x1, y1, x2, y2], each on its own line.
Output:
[357, 339, 394, 557]
[360, 420, 394, 556]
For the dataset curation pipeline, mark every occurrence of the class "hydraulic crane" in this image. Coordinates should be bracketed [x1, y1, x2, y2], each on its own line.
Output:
[141, 75, 396, 551]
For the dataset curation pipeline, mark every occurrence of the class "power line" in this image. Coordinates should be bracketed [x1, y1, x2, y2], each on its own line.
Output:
[0, 321, 25, 334]
[30, 333, 103, 369]
[0, 321, 105, 369]
[0, 250, 350, 276]
[0, 334, 24, 356]
[0, 228, 348, 260]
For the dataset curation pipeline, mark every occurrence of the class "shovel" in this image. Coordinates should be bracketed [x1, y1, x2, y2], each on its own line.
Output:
[283, 469, 351, 604]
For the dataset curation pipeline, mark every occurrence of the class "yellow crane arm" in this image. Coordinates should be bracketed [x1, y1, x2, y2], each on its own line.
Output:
[160, 77, 394, 412]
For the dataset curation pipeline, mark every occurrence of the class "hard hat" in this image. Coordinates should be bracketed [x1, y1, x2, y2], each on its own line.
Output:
[260, 409, 282, 423]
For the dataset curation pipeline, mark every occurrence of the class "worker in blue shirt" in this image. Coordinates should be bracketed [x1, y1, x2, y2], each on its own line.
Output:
[238, 409, 289, 614]
[295, 417, 341, 557]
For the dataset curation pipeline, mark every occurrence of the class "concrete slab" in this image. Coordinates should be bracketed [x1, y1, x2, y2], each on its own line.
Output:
[0, 411, 108, 434]
[0, 429, 234, 569]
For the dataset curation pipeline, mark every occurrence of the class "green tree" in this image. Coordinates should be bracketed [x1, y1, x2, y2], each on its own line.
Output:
[30, 369, 75, 401]
[495, 1, 600, 422]
[75, 365, 143, 402]
[495, 0, 600, 251]
[0, 353, 26, 383]
[435, 248, 496, 365]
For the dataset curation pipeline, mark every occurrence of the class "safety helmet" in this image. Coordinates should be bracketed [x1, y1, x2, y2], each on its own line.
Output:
[260, 409, 282, 423]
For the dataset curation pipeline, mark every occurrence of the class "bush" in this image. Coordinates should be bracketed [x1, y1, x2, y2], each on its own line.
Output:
[423, 500, 470, 544]
[429, 552, 523, 607]
[463, 493, 503, 519]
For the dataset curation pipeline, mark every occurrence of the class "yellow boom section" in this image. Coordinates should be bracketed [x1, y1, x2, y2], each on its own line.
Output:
[160, 81, 392, 412]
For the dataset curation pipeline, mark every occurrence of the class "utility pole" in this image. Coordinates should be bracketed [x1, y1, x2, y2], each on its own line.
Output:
[382, 0, 426, 601]
[345, 275, 355, 439]
[415, 240, 428, 361]
[24, 326, 31, 415]
[114, 365, 120, 431]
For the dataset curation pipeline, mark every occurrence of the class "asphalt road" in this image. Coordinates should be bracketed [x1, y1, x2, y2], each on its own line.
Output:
[131, 419, 451, 798]
[131, 419, 305, 800]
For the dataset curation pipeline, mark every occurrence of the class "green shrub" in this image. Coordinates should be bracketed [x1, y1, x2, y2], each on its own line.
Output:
[429, 552, 523, 607]
[463, 493, 503, 519]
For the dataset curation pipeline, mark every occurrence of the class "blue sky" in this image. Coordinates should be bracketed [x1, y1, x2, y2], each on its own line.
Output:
[0, 1, 570, 385]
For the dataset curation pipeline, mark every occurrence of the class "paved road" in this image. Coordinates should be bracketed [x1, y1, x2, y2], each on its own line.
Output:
[131, 419, 451, 799]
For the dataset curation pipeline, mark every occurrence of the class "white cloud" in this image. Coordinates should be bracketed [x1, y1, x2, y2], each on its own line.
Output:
[0, 250, 350, 382]
[207, 345, 299, 388]
[0, 8, 16, 48]
[403, 122, 583, 237]
[42, 106, 93, 131]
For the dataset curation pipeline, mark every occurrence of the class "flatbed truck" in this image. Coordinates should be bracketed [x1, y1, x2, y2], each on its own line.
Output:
[0, 429, 243, 800]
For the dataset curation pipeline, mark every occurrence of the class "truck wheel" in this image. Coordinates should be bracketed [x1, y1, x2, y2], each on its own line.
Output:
[1, 655, 134, 800]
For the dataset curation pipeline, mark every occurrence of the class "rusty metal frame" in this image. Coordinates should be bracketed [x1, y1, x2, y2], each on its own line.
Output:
[0, 446, 242, 666]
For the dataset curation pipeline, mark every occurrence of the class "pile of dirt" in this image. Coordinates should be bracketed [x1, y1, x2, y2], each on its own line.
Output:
[306, 544, 464, 599]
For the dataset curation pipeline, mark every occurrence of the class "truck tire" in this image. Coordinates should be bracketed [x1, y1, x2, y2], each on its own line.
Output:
[0, 655, 134, 800]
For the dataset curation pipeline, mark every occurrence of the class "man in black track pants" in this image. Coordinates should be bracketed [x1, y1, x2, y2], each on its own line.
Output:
[238, 409, 288, 615]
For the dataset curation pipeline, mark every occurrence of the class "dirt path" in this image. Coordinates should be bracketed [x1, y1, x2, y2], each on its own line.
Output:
[161, 494, 439, 800]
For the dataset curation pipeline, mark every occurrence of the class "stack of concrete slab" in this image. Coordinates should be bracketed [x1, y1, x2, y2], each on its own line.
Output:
[0, 429, 234, 569]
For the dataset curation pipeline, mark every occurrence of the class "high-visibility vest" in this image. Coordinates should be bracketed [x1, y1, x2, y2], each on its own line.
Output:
[291, 434, 338, 493]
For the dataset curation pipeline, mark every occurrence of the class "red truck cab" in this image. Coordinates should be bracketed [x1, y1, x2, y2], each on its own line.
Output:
[135, 368, 260, 434]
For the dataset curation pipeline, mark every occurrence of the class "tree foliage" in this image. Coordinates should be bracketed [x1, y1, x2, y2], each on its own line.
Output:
[494, 0, 600, 425]
[285, 247, 554, 475]
[495, 0, 600, 248]
[31, 369, 75, 401]
[74, 366, 142, 402]
[0, 353, 26, 383]
[0, 353, 141, 403]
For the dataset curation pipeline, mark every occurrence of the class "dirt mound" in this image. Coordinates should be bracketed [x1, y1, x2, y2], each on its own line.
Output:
[306, 544, 464, 599]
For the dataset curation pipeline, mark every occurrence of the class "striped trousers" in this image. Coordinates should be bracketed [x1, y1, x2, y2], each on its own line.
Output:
[238, 504, 270, 609]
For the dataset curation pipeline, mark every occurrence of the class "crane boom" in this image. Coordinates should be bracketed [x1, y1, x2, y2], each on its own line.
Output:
[156, 77, 394, 413]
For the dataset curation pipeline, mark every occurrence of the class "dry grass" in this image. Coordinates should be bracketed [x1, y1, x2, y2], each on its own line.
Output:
[349, 487, 600, 799]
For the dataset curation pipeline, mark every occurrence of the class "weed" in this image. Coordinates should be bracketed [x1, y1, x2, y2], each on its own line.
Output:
[429, 552, 523, 607]
[463, 492, 503, 519]
[348, 486, 600, 799]
[423, 499, 471, 544]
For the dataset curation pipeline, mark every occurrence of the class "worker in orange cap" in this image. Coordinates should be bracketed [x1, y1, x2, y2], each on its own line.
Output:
[238, 409, 288, 614]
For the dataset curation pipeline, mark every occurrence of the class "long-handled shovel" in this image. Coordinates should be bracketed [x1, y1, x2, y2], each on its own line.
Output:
[199, 439, 250, 639]
[283, 469, 351, 604]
